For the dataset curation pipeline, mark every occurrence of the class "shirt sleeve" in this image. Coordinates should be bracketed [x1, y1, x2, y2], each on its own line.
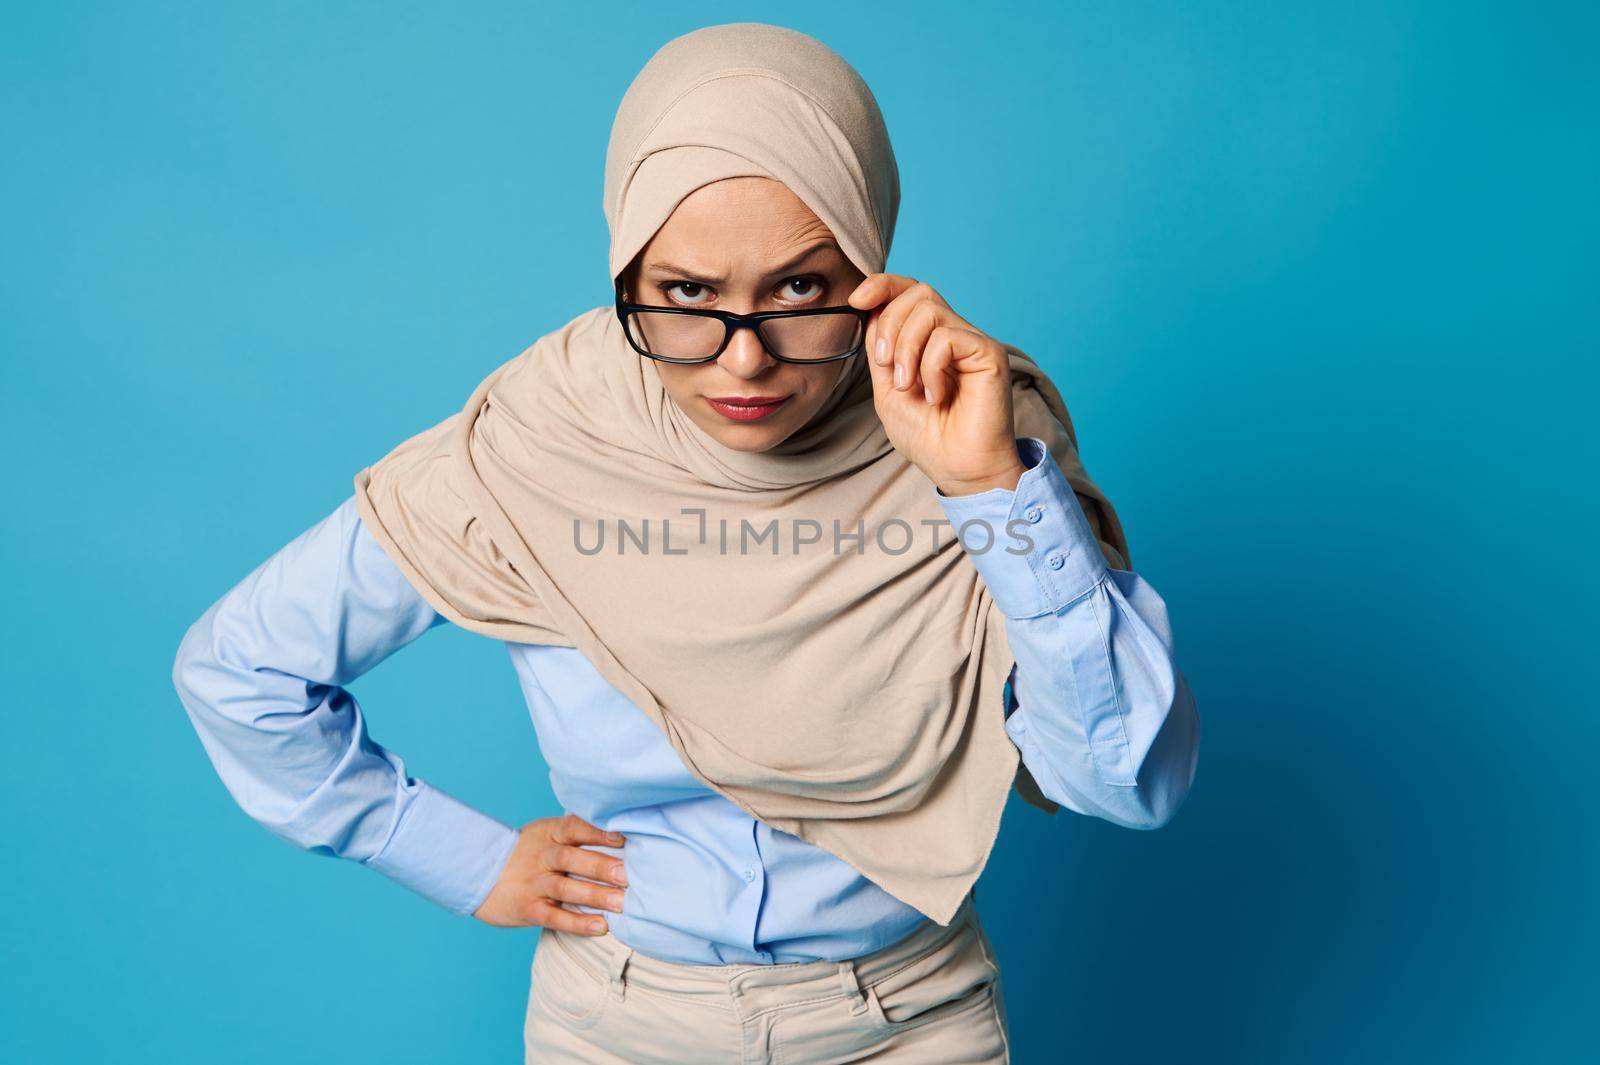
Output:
[934, 437, 1201, 829]
[171, 495, 522, 917]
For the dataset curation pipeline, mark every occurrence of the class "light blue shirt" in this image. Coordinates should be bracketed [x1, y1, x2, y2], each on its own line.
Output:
[172, 436, 1199, 964]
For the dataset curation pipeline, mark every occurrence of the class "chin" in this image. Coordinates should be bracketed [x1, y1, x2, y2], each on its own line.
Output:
[703, 421, 791, 452]
[686, 407, 801, 451]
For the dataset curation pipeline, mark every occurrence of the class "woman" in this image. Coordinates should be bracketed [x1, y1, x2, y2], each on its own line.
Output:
[172, 21, 1200, 1064]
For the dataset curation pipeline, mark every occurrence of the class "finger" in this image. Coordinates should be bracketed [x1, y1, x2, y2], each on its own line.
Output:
[864, 275, 928, 367]
[919, 326, 960, 406]
[875, 282, 950, 373]
[869, 277, 931, 365]
[928, 323, 985, 402]
[551, 812, 626, 848]
[847, 273, 886, 309]
[546, 842, 630, 887]
[537, 870, 626, 913]
[862, 308, 896, 401]
[928, 326, 998, 404]
[848, 272, 918, 312]
[891, 301, 942, 392]
[528, 898, 608, 936]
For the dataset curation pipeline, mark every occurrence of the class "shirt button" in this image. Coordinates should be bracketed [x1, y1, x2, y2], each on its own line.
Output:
[1024, 505, 1044, 524]
[742, 868, 756, 883]
[758, 951, 772, 963]
[1046, 552, 1065, 570]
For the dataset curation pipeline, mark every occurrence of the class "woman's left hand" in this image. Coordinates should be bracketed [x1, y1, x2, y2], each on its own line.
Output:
[848, 274, 1026, 496]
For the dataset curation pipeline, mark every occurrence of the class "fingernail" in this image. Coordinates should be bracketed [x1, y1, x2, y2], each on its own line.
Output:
[894, 362, 907, 389]
[614, 863, 628, 886]
[610, 894, 625, 912]
[589, 919, 605, 934]
[610, 832, 626, 845]
[923, 386, 933, 404]
[875, 337, 889, 365]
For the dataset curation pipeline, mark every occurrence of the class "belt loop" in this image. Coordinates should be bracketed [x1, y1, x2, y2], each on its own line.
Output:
[837, 961, 868, 1016]
[607, 944, 634, 1003]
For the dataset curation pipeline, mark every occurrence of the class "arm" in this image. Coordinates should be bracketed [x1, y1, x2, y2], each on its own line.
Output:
[935, 437, 1201, 830]
[170, 495, 522, 916]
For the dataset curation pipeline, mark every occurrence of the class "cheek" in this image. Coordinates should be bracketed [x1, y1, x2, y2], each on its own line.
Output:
[803, 365, 848, 403]
[782, 369, 844, 422]
[651, 363, 702, 404]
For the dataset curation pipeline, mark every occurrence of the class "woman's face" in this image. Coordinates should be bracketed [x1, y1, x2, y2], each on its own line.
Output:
[620, 176, 867, 452]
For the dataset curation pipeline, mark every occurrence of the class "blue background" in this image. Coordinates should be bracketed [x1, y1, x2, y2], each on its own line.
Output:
[3, 2, 1594, 1062]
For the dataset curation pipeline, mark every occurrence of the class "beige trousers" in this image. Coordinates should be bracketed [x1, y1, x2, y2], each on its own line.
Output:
[523, 891, 1010, 1063]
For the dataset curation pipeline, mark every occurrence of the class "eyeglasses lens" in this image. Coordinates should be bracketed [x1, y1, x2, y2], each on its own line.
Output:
[624, 311, 863, 362]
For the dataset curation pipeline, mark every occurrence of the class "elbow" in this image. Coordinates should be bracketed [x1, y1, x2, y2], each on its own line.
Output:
[1142, 674, 1202, 830]
[170, 600, 273, 728]
[1117, 670, 1201, 832]
[1106, 786, 1184, 832]
[1129, 790, 1187, 832]
[172, 605, 234, 728]
[168, 607, 364, 858]
[1115, 774, 1194, 832]
[171, 612, 210, 713]
[170, 611, 248, 805]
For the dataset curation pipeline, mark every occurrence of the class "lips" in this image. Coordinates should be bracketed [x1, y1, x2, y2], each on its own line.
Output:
[705, 394, 792, 422]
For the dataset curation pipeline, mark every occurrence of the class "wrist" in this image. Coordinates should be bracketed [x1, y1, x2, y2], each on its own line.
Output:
[936, 461, 1026, 497]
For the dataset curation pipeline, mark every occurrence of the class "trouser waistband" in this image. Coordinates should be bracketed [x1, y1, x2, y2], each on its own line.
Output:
[545, 891, 979, 1019]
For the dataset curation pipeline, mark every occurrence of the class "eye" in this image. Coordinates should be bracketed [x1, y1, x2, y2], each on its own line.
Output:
[777, 276, 824, 304]
[663, 281, 714, 306]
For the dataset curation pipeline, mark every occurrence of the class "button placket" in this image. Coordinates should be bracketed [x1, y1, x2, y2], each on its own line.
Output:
[739, 821, 771, 964]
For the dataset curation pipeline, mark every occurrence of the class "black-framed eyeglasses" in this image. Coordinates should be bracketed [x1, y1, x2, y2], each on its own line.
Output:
[614, 278, 869, 365]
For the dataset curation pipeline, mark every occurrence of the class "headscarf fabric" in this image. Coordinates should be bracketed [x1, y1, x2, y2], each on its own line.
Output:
[353, 22, 1130, 925]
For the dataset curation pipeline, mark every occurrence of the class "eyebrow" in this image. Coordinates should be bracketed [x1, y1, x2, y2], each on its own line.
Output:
[643, 241, 843, 285]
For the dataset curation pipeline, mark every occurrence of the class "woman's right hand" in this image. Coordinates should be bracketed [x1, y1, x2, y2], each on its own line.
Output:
[471, 812, 628, 932]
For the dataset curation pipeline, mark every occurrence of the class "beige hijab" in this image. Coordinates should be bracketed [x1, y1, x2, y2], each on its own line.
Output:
[352, 22, 1130, 925]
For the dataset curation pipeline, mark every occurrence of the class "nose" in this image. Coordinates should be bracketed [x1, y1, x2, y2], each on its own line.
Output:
[717, 322, 777, 379]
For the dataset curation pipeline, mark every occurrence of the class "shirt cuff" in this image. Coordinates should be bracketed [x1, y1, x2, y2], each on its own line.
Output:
[934, 436, 1111, 618]
[362, 780, 522, 918]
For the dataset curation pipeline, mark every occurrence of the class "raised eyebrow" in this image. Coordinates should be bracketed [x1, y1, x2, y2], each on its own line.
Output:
[759, 241, 844, 281]
[643, 242, 844, 287]
[643, 261, 723, 285]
